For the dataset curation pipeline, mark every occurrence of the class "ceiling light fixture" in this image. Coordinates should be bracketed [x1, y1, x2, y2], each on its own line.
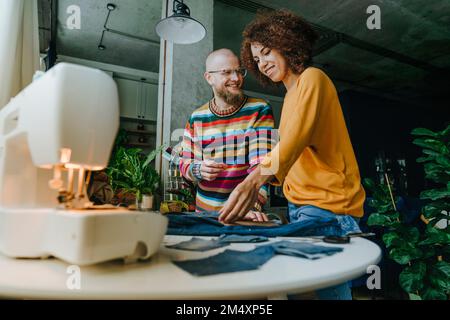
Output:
[155, 0, 206, 44]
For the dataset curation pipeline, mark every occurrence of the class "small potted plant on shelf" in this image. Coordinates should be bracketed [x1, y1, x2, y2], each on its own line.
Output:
[166, 181, 196, 212]
[107, 145, 165, 210]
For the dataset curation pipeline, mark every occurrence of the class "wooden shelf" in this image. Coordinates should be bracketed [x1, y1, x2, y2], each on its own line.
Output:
[125, 129, 156, 135]
[120, 116, 156, 124]
[125, 142, 153, 147]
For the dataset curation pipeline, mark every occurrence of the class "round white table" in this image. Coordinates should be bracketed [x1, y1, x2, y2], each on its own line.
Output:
[0, 235, 381, 299]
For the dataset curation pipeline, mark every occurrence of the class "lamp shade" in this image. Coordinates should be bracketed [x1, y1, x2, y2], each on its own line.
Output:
[156, 14, 206, 44]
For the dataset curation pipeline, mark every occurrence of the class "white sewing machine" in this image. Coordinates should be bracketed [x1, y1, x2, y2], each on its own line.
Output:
[0, 63, 167, 265]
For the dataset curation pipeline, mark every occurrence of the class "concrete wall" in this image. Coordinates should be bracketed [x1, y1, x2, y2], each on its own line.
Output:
[170, 0, 214, 134]
[156, 0, 214, 195]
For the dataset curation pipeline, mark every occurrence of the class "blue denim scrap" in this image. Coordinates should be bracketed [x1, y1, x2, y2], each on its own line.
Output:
[166, 237, 230, 252]
[218, 234, 268, 243]
[173, 245, 276, 276]
[166, 211, 340, 237]
[167, 235, 269, 252]
[173, 240, 344, 276]
[269, 241, 343, 260]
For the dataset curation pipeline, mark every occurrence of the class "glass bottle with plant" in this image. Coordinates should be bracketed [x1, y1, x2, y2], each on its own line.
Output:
[167, 180, 196, 211]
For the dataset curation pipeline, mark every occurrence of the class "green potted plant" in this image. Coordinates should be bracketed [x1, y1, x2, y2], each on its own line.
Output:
[166, 181, 196, 212]
[107, 145, 165, 210]
[365, 124, 449, 300]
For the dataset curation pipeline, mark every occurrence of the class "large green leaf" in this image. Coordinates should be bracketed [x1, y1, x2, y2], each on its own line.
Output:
[390, 246, 422, 265]
[421, 287, 448, 300]
[422, 150, 443, 161]
[416, 156, 434, 163]
[424, 162, 446, 174]
[413, 138, 445, 153]
[420, 188, 450, 201]
[423, 201, 448, 220]
[397, 226, 420, 244]
[362, 178, 376, 192]
[383, 232, 401, 248]
[377, 203, 396, 214]
[436, 155, 450, 167]
[399, 262, 426, 292]
[424, 173, 448, 183]
[419, 227, 450, 245]
[419, 246, 436, 259]
[367, 213, 389, 226]
[434, 261, 450, 279]
[441, 124, 450, 138]
[372, 186, 392, 203]
[429, 265, 450, 292]
[411, 128, 439, 138]
[367, 198, 380, 209]
[143, 144, 166, 168]
[408, 293, 422, 300]
[367, 213, 399, 227]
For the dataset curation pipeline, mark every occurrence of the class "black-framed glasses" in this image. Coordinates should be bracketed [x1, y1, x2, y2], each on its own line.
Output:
[207, 68, 247, 78]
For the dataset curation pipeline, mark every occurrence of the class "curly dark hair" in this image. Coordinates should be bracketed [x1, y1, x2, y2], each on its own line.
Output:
[241, 10, 319, 87]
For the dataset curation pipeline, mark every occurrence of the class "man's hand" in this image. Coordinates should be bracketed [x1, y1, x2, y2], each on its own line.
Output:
[200, 160, 227, 181]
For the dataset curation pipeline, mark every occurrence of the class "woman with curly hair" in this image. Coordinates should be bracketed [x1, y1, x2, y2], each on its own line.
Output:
[218, 10, 366, 300]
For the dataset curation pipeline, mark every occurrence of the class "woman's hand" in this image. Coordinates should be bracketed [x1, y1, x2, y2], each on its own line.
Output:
[219, 166, 272, 223]
[242, 210, 269, 222]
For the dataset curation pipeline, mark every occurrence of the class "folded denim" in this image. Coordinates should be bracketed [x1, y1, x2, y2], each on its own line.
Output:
[173, 245, 276, 276]
[288, 204, 361, 236]
[167, 212, 340, 237]
[218, 234, 269, 243]
[173, 240, 343, 276]
[166, 237, 229, 252]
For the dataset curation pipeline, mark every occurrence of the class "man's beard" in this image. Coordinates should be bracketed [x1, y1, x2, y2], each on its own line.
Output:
[216, 87, 244, 106]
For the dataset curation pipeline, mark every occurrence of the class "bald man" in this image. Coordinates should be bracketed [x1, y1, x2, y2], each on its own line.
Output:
[178, 49, 275, 221]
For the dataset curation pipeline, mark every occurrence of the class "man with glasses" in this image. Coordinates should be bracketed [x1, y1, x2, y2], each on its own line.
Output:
[179, 49, 275, 221]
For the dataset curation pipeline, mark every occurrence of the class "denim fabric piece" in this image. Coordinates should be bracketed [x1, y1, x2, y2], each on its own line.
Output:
[166, 237, 229, 252]
[288, 204, 361, 236]
[167, 212, 339, 237]
[218, 234, 269, 243]
[173, 245, 276, 276]
[270, 241, 343, 260]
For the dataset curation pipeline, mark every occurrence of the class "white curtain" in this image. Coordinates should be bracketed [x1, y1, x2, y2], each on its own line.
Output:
[0, 0, 40, 109]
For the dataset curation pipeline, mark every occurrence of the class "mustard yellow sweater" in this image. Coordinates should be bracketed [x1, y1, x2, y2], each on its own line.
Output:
[260, 67, 365, 217]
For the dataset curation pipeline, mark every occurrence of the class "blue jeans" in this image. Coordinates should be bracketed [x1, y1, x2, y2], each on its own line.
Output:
[288, 203, 361, 300]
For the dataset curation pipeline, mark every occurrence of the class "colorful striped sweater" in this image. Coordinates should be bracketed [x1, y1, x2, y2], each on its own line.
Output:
[179, 96, 275, 212]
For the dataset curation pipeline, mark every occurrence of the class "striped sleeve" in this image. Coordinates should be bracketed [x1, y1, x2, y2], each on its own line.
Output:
[179, 120, 195, 180]
[247, 103, 275, 208]
[248, 104, 275, 168]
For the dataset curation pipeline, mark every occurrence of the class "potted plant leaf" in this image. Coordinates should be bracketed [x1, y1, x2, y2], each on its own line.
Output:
[107, 145, 165, 210]
[364, 123, 450, 300]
